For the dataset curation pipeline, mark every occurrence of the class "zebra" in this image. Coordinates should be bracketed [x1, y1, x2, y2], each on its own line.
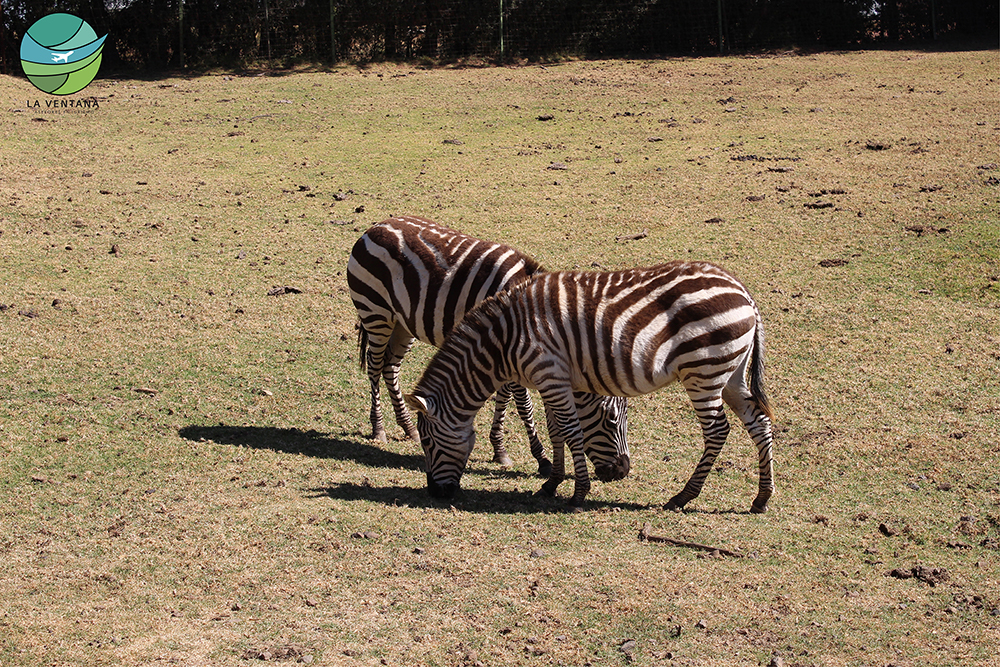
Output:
[404, 260, 776, 513]
[346, 215, 630, 480]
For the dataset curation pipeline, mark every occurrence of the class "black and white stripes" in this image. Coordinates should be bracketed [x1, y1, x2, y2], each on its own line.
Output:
[406, 260, 775, 512]
[347, 216, 629, 478]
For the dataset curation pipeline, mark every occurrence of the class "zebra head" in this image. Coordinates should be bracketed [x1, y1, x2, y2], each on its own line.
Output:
[405, 392, 476, 499]
[578, 394, 631, 483]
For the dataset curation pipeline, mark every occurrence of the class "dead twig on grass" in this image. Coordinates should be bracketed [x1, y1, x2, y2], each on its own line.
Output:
[615, 229, 648, 243]
[638, 522, 744, 558]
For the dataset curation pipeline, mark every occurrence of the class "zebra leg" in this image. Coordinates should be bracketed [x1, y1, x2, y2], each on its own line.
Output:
[381, 324, 419, 441]
[723, 385, 776, 513]
[362, 325, 391, 442]
[511, 384, 552, 477]
[564, 433, 592, 510]
[539, 388, 591, 510]
[537, 402, 567, 497]
[666, 386, 731, 512]
[488, 384, 515, 467]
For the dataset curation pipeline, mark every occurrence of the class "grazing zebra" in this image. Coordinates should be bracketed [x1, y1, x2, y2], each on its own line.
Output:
[405, 260, 775, 513]
[347, 215, 630, 479]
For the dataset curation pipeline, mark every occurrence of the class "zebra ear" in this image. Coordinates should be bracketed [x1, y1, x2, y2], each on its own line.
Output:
[405, 393, 432, 416]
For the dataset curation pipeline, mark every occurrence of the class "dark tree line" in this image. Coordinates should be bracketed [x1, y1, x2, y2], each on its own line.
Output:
[1, 0, 996, 73]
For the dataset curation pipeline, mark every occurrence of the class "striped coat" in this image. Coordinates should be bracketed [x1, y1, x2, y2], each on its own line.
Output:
[347, 216, 629, 479]
[406, 260, 775, 512]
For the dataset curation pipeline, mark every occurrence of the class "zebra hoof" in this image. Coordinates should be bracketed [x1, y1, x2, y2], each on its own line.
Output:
[537, 480, 559, 497]
[664, 496, 688, 512]
[751, 491, 771, 514]
[493, 454, 514, 467]
[536, 459, 553, 478]
[371, 428, 388, 443]
[566, 495, 587, 512]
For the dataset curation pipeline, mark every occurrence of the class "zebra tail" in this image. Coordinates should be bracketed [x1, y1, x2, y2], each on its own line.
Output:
[357, 320, 369, 372]
[749, 310, 774, 422]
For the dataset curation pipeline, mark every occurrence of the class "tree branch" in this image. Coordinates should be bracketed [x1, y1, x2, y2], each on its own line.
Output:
[638, 522, 744, 558]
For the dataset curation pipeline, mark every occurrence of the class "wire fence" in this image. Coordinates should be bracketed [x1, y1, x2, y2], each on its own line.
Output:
[1, 0, 996, 75]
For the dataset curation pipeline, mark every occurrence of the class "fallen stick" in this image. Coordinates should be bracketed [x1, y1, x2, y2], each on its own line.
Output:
[638, 522, 744, 558]
[615, 229, 648, 243]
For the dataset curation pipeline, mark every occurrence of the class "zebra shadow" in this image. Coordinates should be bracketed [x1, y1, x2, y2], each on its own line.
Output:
[177, 424, 425, 471]
[463, 464, 548, 481]
[308, 481, 649, 515]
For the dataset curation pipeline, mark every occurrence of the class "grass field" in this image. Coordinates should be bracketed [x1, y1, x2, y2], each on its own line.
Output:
[1, 47, 998, 667]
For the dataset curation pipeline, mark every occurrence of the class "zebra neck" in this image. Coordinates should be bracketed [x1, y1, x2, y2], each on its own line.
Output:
[424, 325, 511, 421]
[462, 346, 508, 406]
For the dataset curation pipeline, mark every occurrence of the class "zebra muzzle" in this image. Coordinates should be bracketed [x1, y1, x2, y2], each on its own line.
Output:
[594, 453, 630, 482]
[426, 473, 459, 500]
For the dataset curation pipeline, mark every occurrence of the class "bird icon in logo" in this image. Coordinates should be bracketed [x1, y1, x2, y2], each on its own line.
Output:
[51, 51, 74, 63]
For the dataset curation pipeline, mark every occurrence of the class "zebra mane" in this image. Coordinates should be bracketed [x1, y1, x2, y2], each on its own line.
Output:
[447, 284, 515, 347]
[521, 254, 545, 277]
[414, 284, 518, 405]
[442, 252, 539, 350]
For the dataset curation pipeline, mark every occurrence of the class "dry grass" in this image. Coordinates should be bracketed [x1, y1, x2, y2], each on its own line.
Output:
[1, 48, 998, 666]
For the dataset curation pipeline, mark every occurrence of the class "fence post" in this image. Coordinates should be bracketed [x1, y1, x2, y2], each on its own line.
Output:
[717, 0, 725, 53]
[499, 0, 504, 60]
[0, 0, 6, 75]
[179, 0, 184, 68]
[330, 0, 336, 62]
[263, 0, 272, 61]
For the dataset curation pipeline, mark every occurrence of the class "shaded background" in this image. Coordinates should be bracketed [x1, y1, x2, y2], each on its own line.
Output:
[0, 0, 997, 72]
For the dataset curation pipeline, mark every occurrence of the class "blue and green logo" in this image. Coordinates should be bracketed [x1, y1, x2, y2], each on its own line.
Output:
[20, 13, 107, 96]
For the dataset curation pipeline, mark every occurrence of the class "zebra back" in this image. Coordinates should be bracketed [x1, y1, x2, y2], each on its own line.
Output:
[347, 216, 542, 348]
[448, 260, 763, 397]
